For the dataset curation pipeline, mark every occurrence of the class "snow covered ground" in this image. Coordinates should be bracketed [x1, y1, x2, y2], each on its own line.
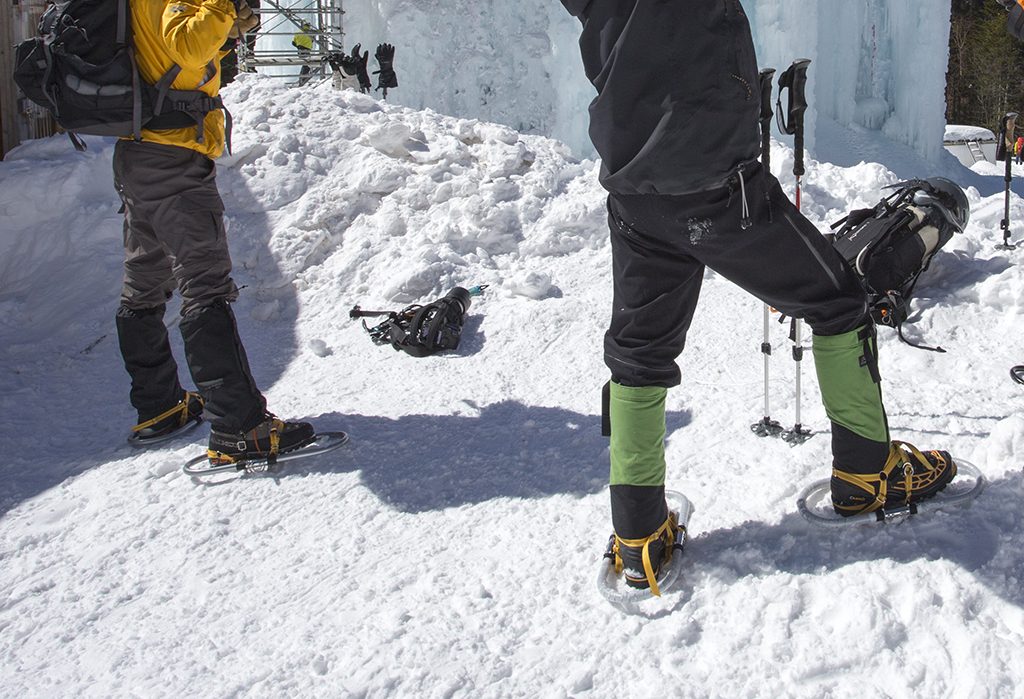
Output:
[2, 75, 1024, 697]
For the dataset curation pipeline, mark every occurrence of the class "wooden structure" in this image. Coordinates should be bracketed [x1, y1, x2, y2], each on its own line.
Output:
[1, 0, 58, 159]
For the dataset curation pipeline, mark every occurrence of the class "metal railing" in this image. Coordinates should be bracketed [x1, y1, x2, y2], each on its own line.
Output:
[237, 0, 345, 80]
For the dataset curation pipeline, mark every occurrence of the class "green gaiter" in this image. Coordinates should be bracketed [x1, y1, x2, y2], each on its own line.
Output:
[609, 382, 667, 486]
[812, 326, 889, 443]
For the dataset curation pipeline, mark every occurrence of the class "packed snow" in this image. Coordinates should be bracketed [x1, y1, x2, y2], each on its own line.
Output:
[3, 75, 1024, 696]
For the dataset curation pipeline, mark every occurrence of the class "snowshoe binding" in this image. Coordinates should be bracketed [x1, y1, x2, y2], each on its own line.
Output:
[184, 415, 347, 478]
[208, 414, 317, 464]
[127, 391, 204, 447]
[797, 441, 985, 526]
[597, 491, 694, 610]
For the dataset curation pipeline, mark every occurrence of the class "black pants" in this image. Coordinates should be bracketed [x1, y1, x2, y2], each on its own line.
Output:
[605, 164, 869, 387]
[605, 165, 887, 537]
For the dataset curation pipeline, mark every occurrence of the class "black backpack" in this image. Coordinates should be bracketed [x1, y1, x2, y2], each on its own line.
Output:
[830, 177, 970, 351]
[13, 0, 229, 151]
[350, 287, 483, 358]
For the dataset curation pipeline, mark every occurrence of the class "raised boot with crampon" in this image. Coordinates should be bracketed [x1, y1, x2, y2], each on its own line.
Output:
[832, 440, 957, 517]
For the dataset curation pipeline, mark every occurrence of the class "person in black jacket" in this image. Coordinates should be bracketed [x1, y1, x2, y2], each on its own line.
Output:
[561, 0, 957, 594]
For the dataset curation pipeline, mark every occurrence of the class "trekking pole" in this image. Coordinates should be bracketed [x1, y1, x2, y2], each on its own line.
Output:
[776, 59, 813, 445]
[751, 68, 784, 438]
[997, 112, 1019, 250]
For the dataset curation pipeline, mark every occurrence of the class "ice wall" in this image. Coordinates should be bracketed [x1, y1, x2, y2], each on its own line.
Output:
[335, 0, 590, 154]
[299, 0, 952, 163]
[746, 0, 952, 162]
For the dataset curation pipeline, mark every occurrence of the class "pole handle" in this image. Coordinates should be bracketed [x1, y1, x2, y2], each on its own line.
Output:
[777, 59, 811, 178]
[758, 68, 776, 171]
[997, 112, 1018, 162]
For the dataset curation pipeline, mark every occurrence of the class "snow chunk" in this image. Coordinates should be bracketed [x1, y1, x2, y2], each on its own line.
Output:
[308, 338, 333, 357]
[507, 271, 559, 299]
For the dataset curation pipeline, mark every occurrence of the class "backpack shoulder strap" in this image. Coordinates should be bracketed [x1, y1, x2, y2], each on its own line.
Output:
[388, 305, 435, 357]
[117, 0, 129, 45]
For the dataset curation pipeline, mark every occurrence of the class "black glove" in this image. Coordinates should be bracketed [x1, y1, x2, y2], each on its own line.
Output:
[336, 52, 356, 75]
[349, 43, 372, 93]
[373, 43, 398, 92]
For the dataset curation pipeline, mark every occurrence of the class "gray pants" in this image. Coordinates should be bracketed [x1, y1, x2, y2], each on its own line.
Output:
[113, 140, 266, 432]
[113, 139, 237, 315]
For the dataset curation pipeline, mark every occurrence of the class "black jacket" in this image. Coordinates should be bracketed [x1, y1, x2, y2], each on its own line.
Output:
[562, 0, 761, 195]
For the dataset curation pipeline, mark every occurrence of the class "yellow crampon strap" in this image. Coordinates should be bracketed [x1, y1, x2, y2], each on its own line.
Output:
[613, 512, 679, 597]
[131, 391, 200, 433]
[207, 449, 237, 464]
[207, 452, 229, 464]
[832, 440, 943, 515]
[268, 420, 281, 457]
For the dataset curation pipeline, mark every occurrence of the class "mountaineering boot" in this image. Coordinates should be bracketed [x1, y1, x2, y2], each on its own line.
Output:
[813, 324, 957, 515]
[831, 441, 957, 516]
[116, 304, 185, 420]
[207, 414, 315, 465]
[131, 391, 204, 442]
[610, 511, 681, 595]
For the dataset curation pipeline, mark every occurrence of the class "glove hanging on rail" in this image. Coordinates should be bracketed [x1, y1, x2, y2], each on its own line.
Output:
[373, 43, 398, 97]
[348, 43, 372, 93]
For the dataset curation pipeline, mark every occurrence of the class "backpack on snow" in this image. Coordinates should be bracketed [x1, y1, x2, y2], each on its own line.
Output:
[830, 177, 969, 351]
[13, 0, 229, 151]
[349, 286, 485, 358]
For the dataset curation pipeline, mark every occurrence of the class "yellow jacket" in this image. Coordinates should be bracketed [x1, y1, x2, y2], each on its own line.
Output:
[292, 32, 314, 51]
[130, 0, 236, 158]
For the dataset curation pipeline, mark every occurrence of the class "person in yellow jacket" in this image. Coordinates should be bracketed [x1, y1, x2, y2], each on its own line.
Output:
[116, 0, 315, 464]
[292, 21, 315, 86]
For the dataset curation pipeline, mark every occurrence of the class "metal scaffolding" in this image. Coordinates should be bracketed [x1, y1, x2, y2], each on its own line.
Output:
[238, 0, 346, 83]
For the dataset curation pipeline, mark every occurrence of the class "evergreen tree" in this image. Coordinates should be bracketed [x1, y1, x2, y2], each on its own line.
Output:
[947, 1, 1024, 133]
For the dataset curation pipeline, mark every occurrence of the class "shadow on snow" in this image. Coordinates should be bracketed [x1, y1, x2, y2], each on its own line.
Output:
[283, 403, 693, 512]
[0, 163, 299, 519]
[667, 468, 1024, 613]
